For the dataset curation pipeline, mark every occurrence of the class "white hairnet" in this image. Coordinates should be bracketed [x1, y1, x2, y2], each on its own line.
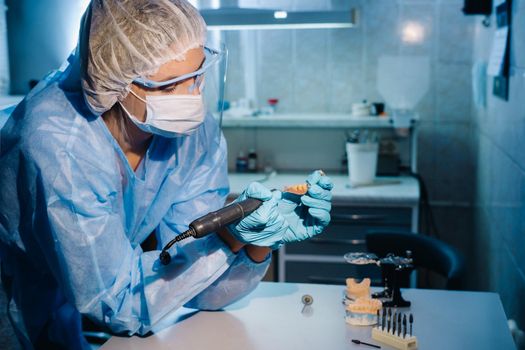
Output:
[79, 0, 207, 115]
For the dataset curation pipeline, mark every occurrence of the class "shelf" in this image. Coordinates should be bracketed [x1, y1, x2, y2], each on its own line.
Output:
[220, 113, 394, 129]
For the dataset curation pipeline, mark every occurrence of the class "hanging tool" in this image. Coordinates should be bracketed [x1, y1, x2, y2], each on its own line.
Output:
[409, 314, 413, 337]
[382, 308, 387, 331]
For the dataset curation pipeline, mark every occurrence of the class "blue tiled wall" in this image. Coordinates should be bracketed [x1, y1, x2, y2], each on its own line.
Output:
[472, 0, 525, 331]
[5, 0, 87, 94]
[223, 0, 479, 189]
[223, 0, 480, 288]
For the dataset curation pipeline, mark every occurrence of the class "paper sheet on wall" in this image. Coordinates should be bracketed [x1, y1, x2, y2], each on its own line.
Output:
[487, 27, 509, 76]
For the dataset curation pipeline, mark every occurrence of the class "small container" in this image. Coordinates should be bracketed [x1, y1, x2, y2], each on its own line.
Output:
[370, 102, 385, 116]
[235, 151, 248, 173]
[267, 98, 279, 113]
[247, 148, 258, 173]
[346, 142, 379, 187]
[351, 100, 371, 117]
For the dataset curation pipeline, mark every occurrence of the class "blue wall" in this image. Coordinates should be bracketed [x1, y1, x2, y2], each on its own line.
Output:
[472, 0, 525, 332]
[224, 0, 480, 293]
[6, 0, 87, 94]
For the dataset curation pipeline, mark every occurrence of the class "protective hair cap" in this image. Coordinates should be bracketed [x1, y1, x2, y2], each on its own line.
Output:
[79, 0, 207, 115]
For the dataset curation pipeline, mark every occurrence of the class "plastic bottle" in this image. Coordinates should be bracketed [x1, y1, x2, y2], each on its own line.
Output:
[267, 98, 279, 114]
[248, 148, 258, 173]
[235, 151, 248, 173]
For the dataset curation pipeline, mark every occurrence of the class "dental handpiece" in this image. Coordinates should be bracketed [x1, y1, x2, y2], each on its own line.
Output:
[159, 198, 263, 265]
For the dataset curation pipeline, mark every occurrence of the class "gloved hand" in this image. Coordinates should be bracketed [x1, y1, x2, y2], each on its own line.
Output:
[277, 170, 333, 245]
[227, 182, 289, 249]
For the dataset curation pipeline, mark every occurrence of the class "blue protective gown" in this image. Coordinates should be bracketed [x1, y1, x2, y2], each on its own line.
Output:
[0, 55, 270, 349]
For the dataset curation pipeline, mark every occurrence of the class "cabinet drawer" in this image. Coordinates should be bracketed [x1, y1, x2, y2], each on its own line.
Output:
[286, 207, 411, 256]
[285, 261, 382, 286]
[330, 206, 412, 226]
[285, 225, 368, 256]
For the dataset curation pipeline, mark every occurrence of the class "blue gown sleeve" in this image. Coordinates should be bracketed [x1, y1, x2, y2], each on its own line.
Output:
[184, 249, 271, 310]
[22, 118, 241, 336]
[38, 180, 238, 336]
[157, 130, 271, 311]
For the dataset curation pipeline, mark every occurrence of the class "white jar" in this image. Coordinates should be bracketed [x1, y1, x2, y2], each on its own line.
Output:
[346, 142, 379, 186]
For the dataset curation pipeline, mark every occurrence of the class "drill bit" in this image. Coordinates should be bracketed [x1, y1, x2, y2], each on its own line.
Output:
[376, 310, 380, 328]
[392, 311, 397, 335]
[301, 294, 313, 314]
[409, 313, 413, 337]
[403, 314, 407, 338]
[397, 312, 402, 337]
[387, 309, 392, 333]
[382, 308, 386, 331]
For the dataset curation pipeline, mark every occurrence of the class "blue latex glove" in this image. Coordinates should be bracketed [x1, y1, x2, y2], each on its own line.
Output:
[277, 170, 333, 245]
[227, 182, 289, 248]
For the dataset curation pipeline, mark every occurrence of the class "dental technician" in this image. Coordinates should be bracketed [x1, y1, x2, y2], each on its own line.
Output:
[0, 1, 333, 348]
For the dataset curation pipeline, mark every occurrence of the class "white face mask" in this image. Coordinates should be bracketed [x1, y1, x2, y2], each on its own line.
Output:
[120, 89, 206, 138]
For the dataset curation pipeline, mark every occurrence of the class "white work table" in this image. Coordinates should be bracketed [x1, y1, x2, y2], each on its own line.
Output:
[100, 282, 515, 350]
[228, 173, 420, 207]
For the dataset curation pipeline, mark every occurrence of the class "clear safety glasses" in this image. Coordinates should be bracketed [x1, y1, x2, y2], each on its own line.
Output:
[133, 46, 222, 91]
[133, 45, 228, 128]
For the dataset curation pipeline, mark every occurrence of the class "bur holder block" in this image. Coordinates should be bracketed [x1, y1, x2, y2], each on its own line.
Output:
[371, 326, 418, 350]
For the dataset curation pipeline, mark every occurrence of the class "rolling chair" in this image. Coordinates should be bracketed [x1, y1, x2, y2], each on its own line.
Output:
[365, 231, 465, 290]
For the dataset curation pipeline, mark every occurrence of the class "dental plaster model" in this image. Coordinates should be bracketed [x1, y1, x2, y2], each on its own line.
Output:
[345, 297, 383, 326]
[346, 278, 372, 300]
[283, 183, 309, 195]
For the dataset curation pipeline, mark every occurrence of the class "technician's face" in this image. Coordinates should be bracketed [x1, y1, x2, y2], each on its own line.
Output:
[122, 47, 205, 122]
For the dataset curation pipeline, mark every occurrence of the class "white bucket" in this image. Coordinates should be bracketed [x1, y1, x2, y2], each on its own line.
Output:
[346, 142, 379, 186]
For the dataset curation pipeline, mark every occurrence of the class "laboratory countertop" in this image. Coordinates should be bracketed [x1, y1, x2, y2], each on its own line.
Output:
[100, 282, 515, 350]
[228, 173, 420, 206]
